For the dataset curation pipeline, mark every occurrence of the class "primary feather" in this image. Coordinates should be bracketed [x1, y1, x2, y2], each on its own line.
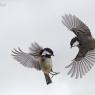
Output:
[11, 43, 43, 70]
[62, 14, 92, 37]
[65, 46, 95, 79]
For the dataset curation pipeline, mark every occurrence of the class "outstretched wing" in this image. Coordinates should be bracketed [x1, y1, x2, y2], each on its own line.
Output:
[11, 48, 41, 70]
[65, 49, 95, 79]
[62, 14, 92, 39]
[29, 42, 43, 56]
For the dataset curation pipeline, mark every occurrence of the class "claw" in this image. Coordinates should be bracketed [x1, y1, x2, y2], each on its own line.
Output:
[49, 72, 60, 78]
[51, 71, 60, 75]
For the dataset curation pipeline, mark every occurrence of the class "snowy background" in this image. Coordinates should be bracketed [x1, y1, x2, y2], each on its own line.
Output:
[0, 0, 95, 95]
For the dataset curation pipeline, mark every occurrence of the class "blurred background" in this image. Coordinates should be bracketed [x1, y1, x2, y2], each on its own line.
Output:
[0, 0, 95, 95]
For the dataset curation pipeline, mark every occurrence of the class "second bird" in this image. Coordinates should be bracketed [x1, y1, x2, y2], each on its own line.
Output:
[62, 14, 95, 79]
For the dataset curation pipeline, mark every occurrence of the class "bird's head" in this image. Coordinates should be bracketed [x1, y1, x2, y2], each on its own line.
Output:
[70, 37, 80, 48]
[40, 48, 54, 58]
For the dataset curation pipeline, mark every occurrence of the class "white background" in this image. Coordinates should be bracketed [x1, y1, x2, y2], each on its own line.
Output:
[0, 0, 95, 95]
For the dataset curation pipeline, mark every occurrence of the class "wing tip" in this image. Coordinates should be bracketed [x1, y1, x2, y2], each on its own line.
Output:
[66, 58, 94, 79]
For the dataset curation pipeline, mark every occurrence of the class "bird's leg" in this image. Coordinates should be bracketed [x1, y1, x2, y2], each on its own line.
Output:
[50, 73, 54, 79]
[50, 69, 60, 75]
[50, 72, 60, 76]
[49, 71, 60, 79]
[51, 71, 60, 75]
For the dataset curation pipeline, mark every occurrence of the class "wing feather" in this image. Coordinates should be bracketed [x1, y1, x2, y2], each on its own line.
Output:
[62, 14, 92, 37]
[65, 49, 95, 78]
[12, 48, 41, 70]
[76, 61, 80, 79]
[71, 62, 76, 77]
[29, 42, 43, 56]
[78, 61, 82, 78]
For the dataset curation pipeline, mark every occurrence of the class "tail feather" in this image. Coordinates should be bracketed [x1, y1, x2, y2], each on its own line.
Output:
[44, 73, 52, 85]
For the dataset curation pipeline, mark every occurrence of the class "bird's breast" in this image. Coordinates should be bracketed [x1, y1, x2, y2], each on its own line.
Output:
[40, 58, 52, 74]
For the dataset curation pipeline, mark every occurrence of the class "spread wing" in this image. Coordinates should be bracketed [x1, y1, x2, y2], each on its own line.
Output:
[11, 42, 43, 70]
[29, 42, 43, 56]
[62, 14, 92, 39]
[65, 49, 95, 79]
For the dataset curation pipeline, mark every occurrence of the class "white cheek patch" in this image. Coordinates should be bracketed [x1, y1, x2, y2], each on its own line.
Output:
[42, 50, 51, 56]
[73, 41, 79, 47]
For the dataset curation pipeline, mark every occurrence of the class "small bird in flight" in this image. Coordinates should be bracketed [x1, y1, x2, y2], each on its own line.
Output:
[11, 42, 59, 85]
[62, 14, 95, 79]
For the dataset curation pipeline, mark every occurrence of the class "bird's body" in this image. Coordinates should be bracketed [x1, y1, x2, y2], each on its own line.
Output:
[11, 43, 59, 85]
[75, 37, 95, 61]
[62, 14, 95, 78]
[40, 57, 52, 74]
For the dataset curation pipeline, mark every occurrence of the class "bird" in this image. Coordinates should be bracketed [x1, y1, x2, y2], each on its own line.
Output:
[62, 14, 95, 79]
[11, 42, 59, 85]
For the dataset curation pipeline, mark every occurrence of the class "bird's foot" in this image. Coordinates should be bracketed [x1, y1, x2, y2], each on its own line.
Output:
[50, 72, 60, 78]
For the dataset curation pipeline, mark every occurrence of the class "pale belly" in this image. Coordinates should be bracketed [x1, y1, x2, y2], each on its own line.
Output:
[41, 58, 52, 74]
